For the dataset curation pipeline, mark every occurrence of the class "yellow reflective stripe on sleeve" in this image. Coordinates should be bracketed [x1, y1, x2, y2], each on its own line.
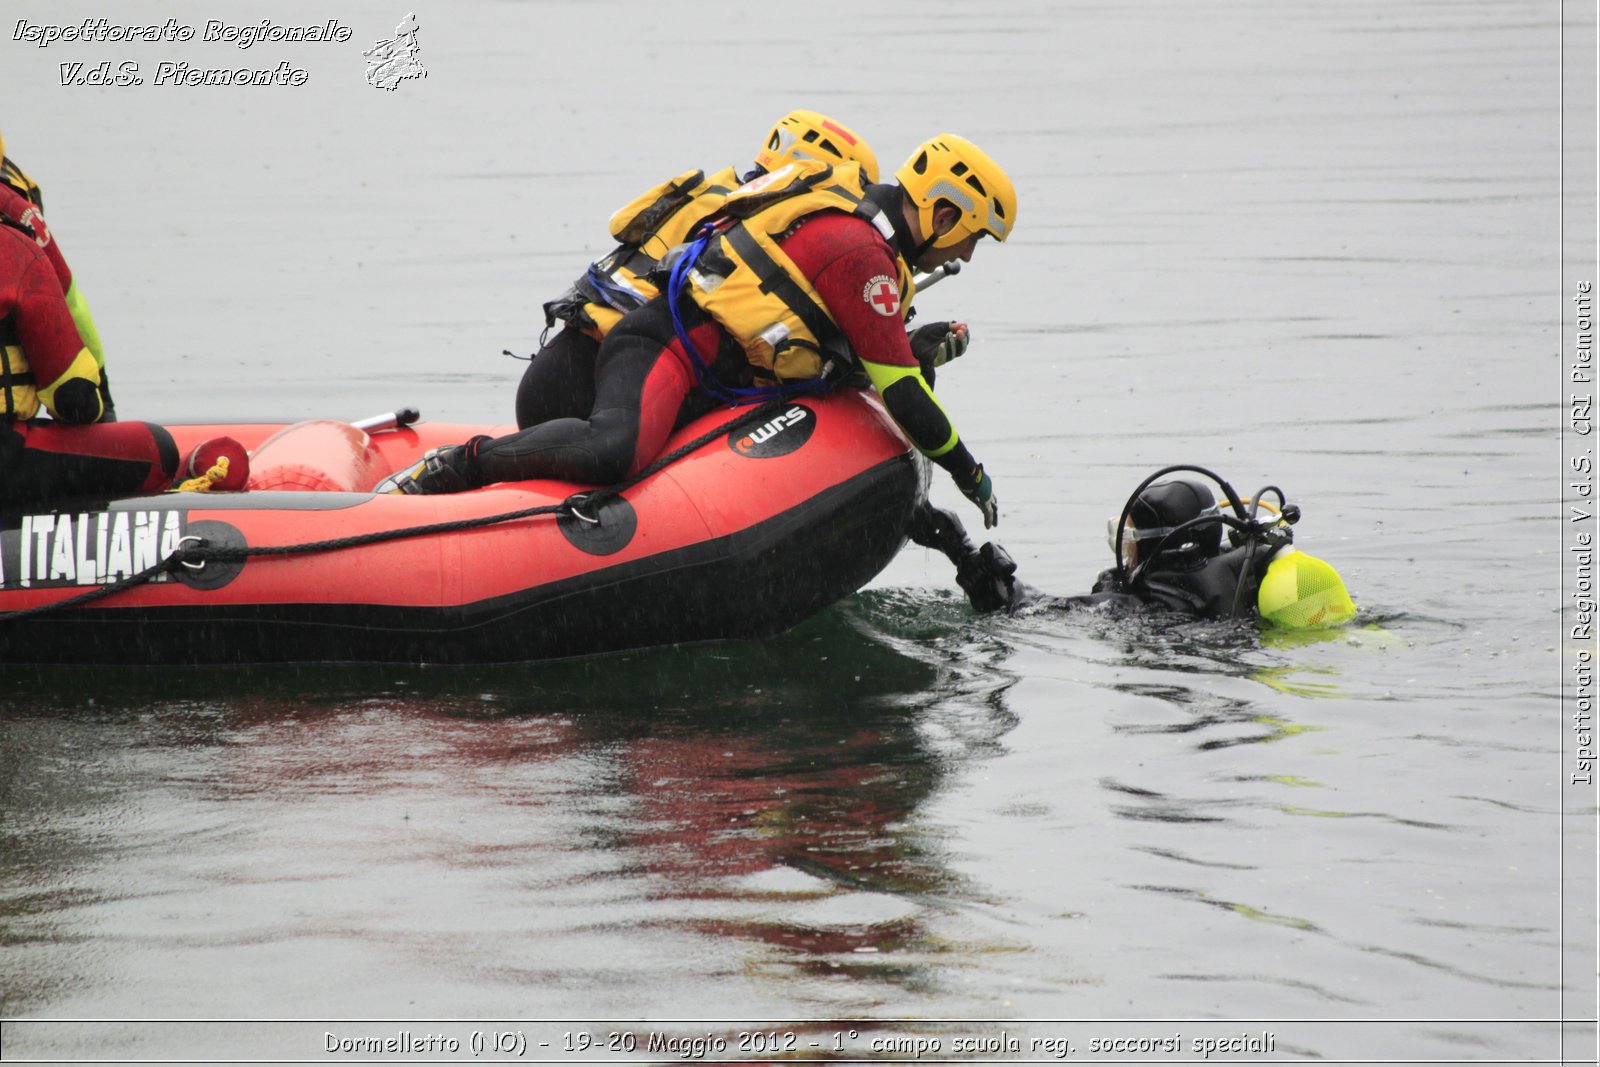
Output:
[63, 281, 105, 368]
[860, 357, 920, 393]
[35, 345, 102, 418]
[860, 358, 961, 457]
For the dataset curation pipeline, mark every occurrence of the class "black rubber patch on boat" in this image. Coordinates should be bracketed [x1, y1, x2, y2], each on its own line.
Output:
[728, 404, 815, 459]
[171, 519, 248, 591]
[557, 495, 637, 556]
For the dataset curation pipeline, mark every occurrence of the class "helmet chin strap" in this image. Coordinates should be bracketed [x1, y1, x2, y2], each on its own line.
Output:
[899, 196, 951, 263]
[914, 217, 959, 264]
[914, 205, 954, 262]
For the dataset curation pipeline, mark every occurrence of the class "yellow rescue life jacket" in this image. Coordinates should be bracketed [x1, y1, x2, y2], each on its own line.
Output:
[683, 160, 915, 385]
[0, 157, 43, 210]
[545, 165, 745, 339]
[0, 221, 100, 423]
[0, 329, 102, 423]
[0, 318, 39, 421]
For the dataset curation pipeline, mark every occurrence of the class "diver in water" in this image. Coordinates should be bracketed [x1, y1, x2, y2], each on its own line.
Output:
[912, 465, 1357, 630]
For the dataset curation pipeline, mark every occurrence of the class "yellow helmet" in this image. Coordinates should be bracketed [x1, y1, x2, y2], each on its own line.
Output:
[1257, 550, 1357, 631]
[753, 110, 880, 183]
[896, 133, 1017, 250]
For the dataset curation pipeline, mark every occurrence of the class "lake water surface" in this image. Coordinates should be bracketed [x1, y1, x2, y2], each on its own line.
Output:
[1, 1, 1594, 1063]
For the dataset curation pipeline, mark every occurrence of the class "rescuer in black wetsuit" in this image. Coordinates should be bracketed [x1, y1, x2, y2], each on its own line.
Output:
[913, 466, 1356, 631]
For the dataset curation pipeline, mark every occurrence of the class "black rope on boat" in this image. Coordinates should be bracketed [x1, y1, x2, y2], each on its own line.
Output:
[0, 400, 790, 623]
[0, 556, 186, 622]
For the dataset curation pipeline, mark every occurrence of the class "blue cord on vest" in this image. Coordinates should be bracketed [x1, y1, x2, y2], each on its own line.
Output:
[666, 225, 835, 407]
[585, 262, 642, 313]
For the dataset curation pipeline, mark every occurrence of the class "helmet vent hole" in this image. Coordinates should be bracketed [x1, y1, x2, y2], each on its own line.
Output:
[818, 137, 839, 156]
[951, 162, 969, 176]
[992, 198, 1006, 219]
[911, 151, 929, 175]
[767, 132, 781, 151]
[965, 175, 987, 196]
[802, 130, 820, 143]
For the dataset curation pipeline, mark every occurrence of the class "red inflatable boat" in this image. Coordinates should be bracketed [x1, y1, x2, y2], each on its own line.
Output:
[0, 390, 926, 665]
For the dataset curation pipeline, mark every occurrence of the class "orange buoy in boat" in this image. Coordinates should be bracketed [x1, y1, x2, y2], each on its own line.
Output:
[247, 419, 387, 493]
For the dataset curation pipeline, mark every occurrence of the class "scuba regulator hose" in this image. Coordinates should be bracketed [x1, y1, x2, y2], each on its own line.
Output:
[1113, 465, 1301, 620]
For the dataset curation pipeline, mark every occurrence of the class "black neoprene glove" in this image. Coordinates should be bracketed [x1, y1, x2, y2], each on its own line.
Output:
[908, 322, 969, 386]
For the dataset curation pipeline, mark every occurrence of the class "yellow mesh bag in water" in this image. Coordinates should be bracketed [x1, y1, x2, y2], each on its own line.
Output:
[1257, 550, 1357, 630]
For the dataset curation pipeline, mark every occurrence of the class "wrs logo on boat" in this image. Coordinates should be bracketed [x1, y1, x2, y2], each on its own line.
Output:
[0, 508, 188, 589]
[730, 406, 815, 459]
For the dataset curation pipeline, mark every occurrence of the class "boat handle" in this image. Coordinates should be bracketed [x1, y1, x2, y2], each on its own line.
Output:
[175, 535, 209, 571]
[564, 494, 601, 525]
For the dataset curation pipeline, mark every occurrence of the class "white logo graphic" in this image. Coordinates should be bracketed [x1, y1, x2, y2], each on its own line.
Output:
[364, 13, 426, 91]
[862, 274, 899, 317]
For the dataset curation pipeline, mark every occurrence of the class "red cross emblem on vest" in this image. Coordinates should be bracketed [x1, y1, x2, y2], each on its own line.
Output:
[863, 274, 900, 317]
